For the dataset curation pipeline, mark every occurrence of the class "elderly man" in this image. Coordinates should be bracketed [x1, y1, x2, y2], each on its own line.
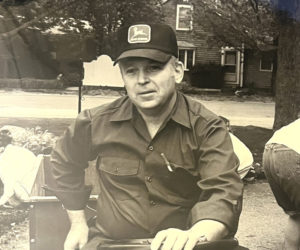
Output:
[50, 23, 243, 250]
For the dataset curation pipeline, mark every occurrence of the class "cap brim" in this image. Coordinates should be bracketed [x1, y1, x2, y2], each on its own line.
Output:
[114, 49, 172, 65]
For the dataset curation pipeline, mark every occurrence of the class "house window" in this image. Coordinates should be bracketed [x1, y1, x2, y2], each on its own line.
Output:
[179, 49, 195, 70]
[176, 4, 193, 31]
[260, 53, 273, 72]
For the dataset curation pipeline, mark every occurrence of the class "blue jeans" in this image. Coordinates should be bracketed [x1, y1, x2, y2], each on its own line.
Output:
[263, 143, 300, 216]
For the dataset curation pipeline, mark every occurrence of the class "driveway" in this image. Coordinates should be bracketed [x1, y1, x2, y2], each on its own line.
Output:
[0, 91, 275, 128]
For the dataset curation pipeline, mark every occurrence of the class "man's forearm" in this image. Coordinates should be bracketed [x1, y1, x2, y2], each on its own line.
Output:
[66, 209, 88, 225]
[64, 209, 89, 250]
[189, 219, 229, 241]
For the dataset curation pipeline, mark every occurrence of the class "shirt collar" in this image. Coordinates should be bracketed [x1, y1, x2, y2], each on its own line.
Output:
[109, 92, 192, 129]
[171, 92, 192, 129]
[109, 97, 133, 122]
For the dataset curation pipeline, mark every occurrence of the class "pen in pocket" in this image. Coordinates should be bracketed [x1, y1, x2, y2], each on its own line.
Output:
[160, 153, 174, 172]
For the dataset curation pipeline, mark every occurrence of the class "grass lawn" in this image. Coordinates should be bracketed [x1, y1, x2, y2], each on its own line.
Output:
[231, 125, 273, 169]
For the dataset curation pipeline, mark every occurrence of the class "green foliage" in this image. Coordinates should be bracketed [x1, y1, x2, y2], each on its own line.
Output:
[0, 126, 58, 155]
[191, 0, 278, 51]
[189, 63, 225, 89]
[188, 0, 300, 128]
[0, 0, 164, 56]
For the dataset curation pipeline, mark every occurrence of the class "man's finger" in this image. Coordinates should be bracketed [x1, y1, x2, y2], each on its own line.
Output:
[79, 242, 86, 249]
[151, 230, 167, 250]
[172, 232, 189, 250]
[161, 231, 178, 250]
[64, 243, 77, 250]
[183, 235, 199, 250]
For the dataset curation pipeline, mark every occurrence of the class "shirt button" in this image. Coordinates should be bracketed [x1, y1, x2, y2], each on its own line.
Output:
[148, 146, 154, 151]
[150, 200, 156, 206]
[146, 176, 152, 182]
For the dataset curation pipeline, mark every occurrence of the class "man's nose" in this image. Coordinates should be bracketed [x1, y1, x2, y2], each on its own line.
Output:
[137, 70, 149, 85]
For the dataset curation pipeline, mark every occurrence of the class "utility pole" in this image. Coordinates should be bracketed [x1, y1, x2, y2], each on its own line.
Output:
[78, 57, 83, 114]
[78, 81, 82, 114]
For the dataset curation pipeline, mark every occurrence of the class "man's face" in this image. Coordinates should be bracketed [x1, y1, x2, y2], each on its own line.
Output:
[119, 57, 181, 112]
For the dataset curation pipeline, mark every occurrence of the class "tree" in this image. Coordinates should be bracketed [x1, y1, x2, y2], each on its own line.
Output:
[271, 0, 300, 129]
[0, 0, 164, 87]
[192, 0, 300, 129]
[0, 0, 164, 56]
[192, 0, 277, 50]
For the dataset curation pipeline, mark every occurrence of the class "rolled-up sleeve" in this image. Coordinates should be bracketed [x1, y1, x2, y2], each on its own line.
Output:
[49, 110, 93, 210]
[190, 118, 243, 235]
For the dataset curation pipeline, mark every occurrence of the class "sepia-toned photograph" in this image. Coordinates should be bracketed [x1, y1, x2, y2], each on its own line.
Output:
[0, 0, 299, 249]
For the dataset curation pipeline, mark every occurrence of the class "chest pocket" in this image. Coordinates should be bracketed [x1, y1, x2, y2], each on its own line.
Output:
[98, 157, 140, 176]
[97, 157, 141, 200]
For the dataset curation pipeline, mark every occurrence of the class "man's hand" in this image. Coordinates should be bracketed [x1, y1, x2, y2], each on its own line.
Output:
[64, 210, 89, 250]
[151, 220, 228, 250]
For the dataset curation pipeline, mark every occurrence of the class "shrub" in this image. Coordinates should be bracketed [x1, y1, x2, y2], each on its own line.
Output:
[20, 79, 64, 89]
[189, 63, 225, 89]
[0, 126, 58, 155]
[176, 81, 203, 95]
[0, 78, 64, 89]
[61, 72, 82, 87]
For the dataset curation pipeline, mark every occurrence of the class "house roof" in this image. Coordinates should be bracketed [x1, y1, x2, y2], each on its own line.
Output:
[177, 40, 196, 48]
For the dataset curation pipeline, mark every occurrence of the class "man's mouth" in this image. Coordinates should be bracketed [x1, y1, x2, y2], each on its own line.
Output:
[139, 90, 156, 95]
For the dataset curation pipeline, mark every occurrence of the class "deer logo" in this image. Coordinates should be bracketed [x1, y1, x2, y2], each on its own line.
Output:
[128, 25, 151, 43]
[132, 27, 147, 39]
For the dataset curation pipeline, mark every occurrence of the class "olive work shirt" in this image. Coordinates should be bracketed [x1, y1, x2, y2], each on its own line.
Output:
[50, 92, 243, 239]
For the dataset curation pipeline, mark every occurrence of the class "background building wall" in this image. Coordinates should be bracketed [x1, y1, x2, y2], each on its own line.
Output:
[243, 50, 273, 89]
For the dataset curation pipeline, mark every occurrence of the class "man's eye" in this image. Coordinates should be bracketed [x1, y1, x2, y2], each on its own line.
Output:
[148, 65, 162, 72]
[125, 68, 136, 74]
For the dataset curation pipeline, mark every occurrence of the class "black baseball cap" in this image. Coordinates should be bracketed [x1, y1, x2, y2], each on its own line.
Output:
[114, 23, 178, 65]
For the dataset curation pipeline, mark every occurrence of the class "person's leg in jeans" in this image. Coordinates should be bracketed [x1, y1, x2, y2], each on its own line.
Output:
[284, 215, 300, 250]
[263, 144, 300, 250]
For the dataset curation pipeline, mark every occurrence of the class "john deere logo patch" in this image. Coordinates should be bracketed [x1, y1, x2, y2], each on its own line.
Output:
[128, 25, 151, 43]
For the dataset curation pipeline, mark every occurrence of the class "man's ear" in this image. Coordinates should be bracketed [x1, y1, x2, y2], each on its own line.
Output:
[174, 61, 184, 84]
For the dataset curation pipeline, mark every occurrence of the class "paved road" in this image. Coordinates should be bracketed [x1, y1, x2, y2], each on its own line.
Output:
[0, 91, 275, 128]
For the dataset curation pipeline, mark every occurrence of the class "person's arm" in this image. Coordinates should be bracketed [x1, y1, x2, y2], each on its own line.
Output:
[151, 116, 242, 250]
[189, 116, 243, 236]
[50, 109, 93, 209]
[64, 210, 89, 250]
[49, 110, 94, 248]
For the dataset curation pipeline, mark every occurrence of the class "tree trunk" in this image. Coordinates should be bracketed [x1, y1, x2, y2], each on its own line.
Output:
[273, 7, 300, 130]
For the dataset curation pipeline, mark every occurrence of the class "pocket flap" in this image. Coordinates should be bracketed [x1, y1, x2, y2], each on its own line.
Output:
[99, 157, 139, 176]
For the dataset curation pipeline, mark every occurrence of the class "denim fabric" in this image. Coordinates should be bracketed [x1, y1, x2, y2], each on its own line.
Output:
[263, 143, 300, 216]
